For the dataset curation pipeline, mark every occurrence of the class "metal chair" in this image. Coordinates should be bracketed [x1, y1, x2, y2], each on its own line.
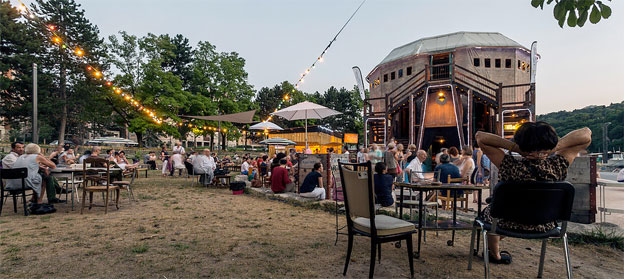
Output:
[467, 181, 575, 279]
[0, 168, 30, 216]
[339, 161, 416, 279]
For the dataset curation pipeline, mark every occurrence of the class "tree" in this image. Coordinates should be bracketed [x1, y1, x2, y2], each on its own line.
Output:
[31, 0, 108, 145]
[312, 86, 363, 134]
[254, 81, 306, 128]
[0, 1, 52, 141]
[531, 0, 612, 28]
[538, 101, 624, 152]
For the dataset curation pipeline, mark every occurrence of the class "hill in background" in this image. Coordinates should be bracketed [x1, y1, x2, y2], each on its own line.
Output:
[537, 101, 624, 153]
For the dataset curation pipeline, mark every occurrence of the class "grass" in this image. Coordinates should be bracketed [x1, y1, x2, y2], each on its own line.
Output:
[131, 243, 149, 254]
[567, 225, 624, 251]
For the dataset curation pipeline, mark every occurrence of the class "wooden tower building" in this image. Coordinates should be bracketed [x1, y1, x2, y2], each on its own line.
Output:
[365, 31, 536, 151]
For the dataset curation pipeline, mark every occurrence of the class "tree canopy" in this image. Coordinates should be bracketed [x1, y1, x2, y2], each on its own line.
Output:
[538, 101, 624, 152]
[531, 0, 612, 28]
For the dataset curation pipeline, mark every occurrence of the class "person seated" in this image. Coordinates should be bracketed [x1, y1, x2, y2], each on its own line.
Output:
[373, 162, 394, 207]
[271, 159, 295, 193]
[476, 122, 591, 264]
[241, 158, 252, 175]
[58, 148, 76, 165]
[617, 168, 624, 183]
[299, 162, 326, 200]
[6, 143, 58, 213]
[160, 151, 170, 177]
[259, 155, 269, 176]
[116, 151, 139, 170]
[192, 149, 216, 186]
[432, 154, 462, 205]
[48, 146, 64, 165]
[170, 151, 185, 177]
[405, 150, 428, 181]
[147, 152, 157, 170]
[79, 150, 92, 164]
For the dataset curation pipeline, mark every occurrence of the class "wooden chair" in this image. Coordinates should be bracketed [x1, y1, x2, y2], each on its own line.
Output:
[437, 174, 469, 210]
[339, 161, 415, 279]
[467, 181, 575, 279]
[259, 165, 270, 189]
[0, 168, 31, 216]
[81, 157, 120, 214]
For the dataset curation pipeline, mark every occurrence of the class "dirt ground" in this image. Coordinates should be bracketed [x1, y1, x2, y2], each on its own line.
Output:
[0, 171, 623, 278]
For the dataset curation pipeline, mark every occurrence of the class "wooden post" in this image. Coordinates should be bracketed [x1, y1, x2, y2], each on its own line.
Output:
[409, 94, 414, 145]
[467, 89, 473, 146]
[496, 83, 503, 136]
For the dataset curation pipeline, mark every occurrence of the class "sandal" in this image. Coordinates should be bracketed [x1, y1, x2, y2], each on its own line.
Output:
[490, 250, 512, 264]
[480, 250, 512, 264]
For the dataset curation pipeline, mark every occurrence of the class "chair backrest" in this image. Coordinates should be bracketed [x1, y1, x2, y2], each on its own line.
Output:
[1, 168, 28, 179]
[83, 157, 110, 186]
[338, 161, 376, 232]
[490, 181, 575, 225]
[448, 174, 467, 184]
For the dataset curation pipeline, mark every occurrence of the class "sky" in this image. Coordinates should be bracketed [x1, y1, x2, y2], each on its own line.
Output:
[14, 0, 624, 114]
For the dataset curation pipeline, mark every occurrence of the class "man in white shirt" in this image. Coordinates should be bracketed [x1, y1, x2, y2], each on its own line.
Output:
[2, 142, 24, 169]
[241, 158, 251, 175]
[173, 141, 185, 155]
[405, 150, 428, 181]
[192, 149, 216, 186]
[170, 151, 185, 176]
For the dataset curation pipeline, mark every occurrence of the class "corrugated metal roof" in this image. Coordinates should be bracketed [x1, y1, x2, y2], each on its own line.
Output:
[378, 32, 527, 65]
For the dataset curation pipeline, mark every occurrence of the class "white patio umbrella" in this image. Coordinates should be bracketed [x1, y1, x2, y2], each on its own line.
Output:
[271, 101, 341, 149]
[259, 137, 296, 146]
[249, 121, 283, 131]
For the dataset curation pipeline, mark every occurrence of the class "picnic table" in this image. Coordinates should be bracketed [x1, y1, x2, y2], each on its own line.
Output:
[394, 181, 488, 258]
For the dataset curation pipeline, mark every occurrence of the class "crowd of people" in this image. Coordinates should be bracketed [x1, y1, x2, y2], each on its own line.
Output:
[355, 141, 493, 208]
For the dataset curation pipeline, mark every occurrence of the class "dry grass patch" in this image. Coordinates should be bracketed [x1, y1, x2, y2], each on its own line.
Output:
[0, 170, 621, 278]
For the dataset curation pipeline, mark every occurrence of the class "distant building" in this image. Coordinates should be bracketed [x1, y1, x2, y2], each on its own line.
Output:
[365, 32, 536, 151]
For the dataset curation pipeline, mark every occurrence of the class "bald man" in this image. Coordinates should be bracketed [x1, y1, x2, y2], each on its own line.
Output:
[405, 150, 428, 180]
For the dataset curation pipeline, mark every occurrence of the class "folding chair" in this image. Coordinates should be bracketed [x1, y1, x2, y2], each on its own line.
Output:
[0, 168, 31, 216]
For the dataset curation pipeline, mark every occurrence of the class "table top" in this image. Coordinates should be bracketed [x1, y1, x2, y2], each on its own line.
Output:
[394, 182, 489, 191]
[51, 167, 121, 172]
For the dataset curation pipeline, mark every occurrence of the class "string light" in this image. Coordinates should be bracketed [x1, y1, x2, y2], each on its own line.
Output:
[15, 0, 164, 125]
[260, 0, 366, 123]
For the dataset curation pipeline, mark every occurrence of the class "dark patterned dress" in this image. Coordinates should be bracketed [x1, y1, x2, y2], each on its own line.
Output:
[481, 153, 569, 232]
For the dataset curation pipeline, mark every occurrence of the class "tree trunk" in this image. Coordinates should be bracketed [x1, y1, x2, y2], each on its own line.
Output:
[136, 132, 143, 148]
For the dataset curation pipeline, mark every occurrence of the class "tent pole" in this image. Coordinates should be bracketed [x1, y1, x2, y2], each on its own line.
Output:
[305, 111, 308, 150]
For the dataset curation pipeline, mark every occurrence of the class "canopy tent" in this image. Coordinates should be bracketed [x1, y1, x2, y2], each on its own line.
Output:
[181, 110, 256, 149]
[271, 101, 341, 149]
[180, 110, 256, 123]
[260, 137, 296, 146]
[87, 137, 138, 146]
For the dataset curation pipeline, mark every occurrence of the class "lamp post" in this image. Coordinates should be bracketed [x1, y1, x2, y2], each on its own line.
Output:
[603, 122, 611, 164]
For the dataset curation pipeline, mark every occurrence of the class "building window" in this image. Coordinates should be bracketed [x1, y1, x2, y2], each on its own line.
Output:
[398, 69, 403, 78]
[505, 59, 512, 68]
[407, 66, 412, 75]
[384, 74, 388, 82]
[391, 72, 396, 80]
[473, 58, 480, 67]
[517, 60, 521, 69]
[495, 59, 501, 68]
[484, 58, 491, 68]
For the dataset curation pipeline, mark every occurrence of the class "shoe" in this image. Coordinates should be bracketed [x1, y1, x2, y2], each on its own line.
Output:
[482, 250, 512, 265]
[48, 198, 66, 204]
